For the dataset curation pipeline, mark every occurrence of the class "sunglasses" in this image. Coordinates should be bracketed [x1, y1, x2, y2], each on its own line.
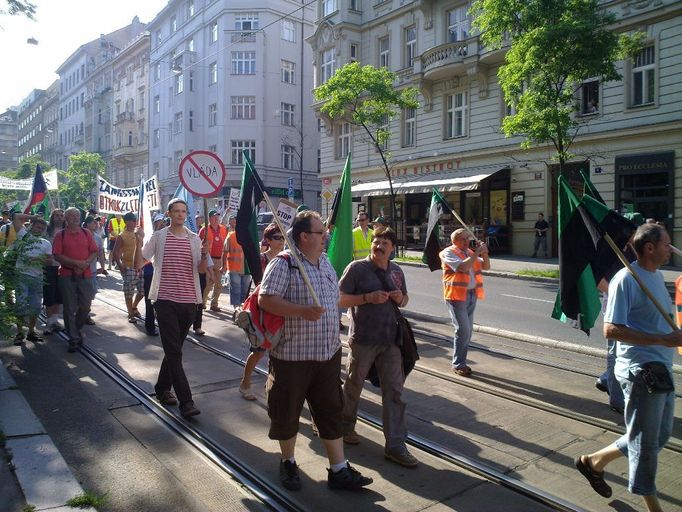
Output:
[269, 235, 284, 241]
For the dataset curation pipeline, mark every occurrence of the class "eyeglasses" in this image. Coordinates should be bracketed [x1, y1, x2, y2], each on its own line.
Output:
[305, 231, 326, 235]
[269, 235, 284, 241]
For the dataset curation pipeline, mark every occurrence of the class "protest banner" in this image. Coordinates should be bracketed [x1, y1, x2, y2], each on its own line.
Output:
[97, 175, 160, 214]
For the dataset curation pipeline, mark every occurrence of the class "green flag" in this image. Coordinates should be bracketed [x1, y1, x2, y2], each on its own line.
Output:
[327, 154, 353, 278]
[551, 176, 635, 334]
[580, 169, 605, 205]
[235, 151, 266, 285]
[422, 189, 450, 271]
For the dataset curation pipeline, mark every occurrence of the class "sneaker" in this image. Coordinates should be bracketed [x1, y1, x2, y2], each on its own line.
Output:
[26, 332, 44, 343]
[327, 463, 373, 491]
[157, 390, 178, 406]
[180, 401, 200, 418]
[13, 333, 24, 346]
[343, 430, 360, 445]
[453, 366, 472, 377]
[385, 449, 419, 468]
[279, 460, 302, 491]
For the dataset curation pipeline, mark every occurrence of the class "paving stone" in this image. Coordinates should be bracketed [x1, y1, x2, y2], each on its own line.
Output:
[0, 389, 44, 436]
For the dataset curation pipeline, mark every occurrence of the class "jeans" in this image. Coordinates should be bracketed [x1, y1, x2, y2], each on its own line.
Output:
[533, 236, 547, 257]
[58, 276, 93, 344]
[597, 339, 625, 409]
[615, 373, 675, 496]
[229, 272, 251, 306]
[446, 290, 477, 369]
[342, 342, 407, 452]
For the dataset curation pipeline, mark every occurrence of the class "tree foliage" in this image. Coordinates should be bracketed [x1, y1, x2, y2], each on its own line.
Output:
[471, 0, 643, 169]
[59, 152, 106, 210]
[314, 62, 419, 227]
[0, 0, 36, 19]
[0, 155, 50, 210]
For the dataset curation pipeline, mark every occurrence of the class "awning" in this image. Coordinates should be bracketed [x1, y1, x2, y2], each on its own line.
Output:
[351, 168, 507, 197]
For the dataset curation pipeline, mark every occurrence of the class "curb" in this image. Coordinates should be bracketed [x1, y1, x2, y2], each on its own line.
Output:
[0, 358, 94, 512]
[402, 309, 682, 375]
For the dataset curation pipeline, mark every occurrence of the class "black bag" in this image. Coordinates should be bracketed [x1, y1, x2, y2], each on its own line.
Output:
[637, 362, 674, 394]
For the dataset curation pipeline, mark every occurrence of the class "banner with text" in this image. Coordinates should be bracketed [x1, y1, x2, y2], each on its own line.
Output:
[97, 175, 161, 214]
[0, 169, 59, 191]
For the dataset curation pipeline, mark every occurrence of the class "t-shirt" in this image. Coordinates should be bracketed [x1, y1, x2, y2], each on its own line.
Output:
[199, 224, 228, 258]
[339, 258, 407, 346]
[604, 261, 675, 380]
[157, 232, 198, 303]
[52, 228, 98, 277]
[534, 219, 549, 237]
[15, 233, 52, 278]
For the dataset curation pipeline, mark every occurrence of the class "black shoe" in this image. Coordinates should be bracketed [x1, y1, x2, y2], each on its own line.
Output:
[85, 316, 96, 325]
[279, 460, 302, 491]
[180, 401, 200, 418]
[327, 463, 373, 490]
[595, 380, 609, 394]
[13, 333, 24, 346]
[146, 329, 159, 336]
[26, 332, 43, 342]
[157, 390, 178, 406]
[68, 341, 78, 353]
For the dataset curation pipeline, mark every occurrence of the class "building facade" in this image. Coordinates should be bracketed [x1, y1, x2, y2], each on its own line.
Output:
[311, 0, 682, 261]
[42, 80, 60, 169]
[147, 0, 320, 211]
[0, 109, 18, 172]
[17, 89, 46, 163]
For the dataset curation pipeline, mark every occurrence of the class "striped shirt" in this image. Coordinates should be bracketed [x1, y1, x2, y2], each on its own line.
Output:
[157, 232, 196, 303]
[260, 248, 340, 362]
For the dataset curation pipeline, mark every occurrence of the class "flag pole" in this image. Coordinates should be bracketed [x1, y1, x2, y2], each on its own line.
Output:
[603, 234, 677, 331]
[446, 203, 481, 243]
[261, 191, 320, 307]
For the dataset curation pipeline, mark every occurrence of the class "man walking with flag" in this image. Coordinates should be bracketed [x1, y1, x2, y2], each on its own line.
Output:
[440, 228, 490, 376]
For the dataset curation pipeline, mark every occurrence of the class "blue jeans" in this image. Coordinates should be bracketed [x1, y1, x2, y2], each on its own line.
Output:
[446, 290, 477, 369]
[229, 272, 251, 306]
[615, 373, 675, 496]
[597, 340, 625, 409]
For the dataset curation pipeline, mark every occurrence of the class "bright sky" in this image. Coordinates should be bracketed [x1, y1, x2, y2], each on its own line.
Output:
[0, 0, 168, 111]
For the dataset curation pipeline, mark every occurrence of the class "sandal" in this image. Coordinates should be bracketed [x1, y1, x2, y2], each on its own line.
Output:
[132, 308, 142, 318]
[575, 456, 612, 498]
[239, 387, 257, 401]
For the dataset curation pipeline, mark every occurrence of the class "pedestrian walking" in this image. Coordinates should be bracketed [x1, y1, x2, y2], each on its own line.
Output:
[52, 207, 98, 352]
[106, 213, 124, 269]
[84, 216, 107, 325]
[531, 212, 549, 258]
[113, 212, 145, 322]
[258, 210, 373, 492]
[138, 198, 209, 419]
[223, 215, 250, 309]
[352, 212, 373, 260]
[440, 228, 490, 376]
[576, 223, 682, 512]
[13, 217, 52, 345]
[136, 213, 167, 337]
[199, 209, 228, 311]
[339, 226, 417, 467]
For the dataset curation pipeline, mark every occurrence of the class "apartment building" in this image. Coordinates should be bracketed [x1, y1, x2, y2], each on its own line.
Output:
[311, 0, 682, 258]
[147, 0, 320, 210]
[17, 89, 46, 163]
[0, 109, 18, 172]
[42, 80, 60, 169]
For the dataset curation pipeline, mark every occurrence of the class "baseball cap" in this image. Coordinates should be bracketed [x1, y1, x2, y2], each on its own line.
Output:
[153, 213, 166, 223]
[123, 212, 137, 221]
[208, 209, 219, 217]
[373, 216, 386, 225]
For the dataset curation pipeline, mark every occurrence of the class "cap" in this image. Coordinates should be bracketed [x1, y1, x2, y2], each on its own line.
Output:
[208, 209, 219, 217]
[123, 212, 137, 222]
[296, 204, 310, 213]
[83, 216, 96, 226]
[373, 216, 386, 225]
[153, 213, 166, 223]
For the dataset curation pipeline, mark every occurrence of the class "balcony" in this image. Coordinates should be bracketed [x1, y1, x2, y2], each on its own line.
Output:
[419, 39, 478, 81]
[230, 32, 256, 43]
[112, 143, 145, 160]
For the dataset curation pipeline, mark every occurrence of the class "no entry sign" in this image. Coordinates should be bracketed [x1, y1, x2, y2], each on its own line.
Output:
[179, 150, 226, 198]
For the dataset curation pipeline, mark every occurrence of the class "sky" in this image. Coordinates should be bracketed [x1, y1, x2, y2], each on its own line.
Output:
[0, 0, 168, 111]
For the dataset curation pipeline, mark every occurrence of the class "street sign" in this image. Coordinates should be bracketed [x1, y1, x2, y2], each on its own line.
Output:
[287, 177, 294, 201]
[321, 189, 333, 201]
[179, 150, 226, 198]
[276, 198, 298, 231]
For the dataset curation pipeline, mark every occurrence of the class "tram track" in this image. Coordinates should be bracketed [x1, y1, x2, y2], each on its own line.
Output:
[89, 294, 589, 511]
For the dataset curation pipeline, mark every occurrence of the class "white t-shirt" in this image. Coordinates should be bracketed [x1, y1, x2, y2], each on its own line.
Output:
[15, 234, 52, 278]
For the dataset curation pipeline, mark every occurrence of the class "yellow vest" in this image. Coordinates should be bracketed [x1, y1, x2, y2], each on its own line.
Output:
[110, 217, 125, 237]
[352, 227, 373, 260]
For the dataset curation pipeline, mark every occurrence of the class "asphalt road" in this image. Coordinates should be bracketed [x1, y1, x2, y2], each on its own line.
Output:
[402, 265, 607, 350]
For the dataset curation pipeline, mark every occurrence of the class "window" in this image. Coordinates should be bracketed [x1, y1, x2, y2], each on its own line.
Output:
[231, 96, 256, 119]
[322, 0, 337, 16]
[189, 110, 194, 131]
[579, 80, 599, 115]
[446, 92, 467, 138]
[281, 102, 295, 126]
[187, 37, 195, 52]
[350, 43, 359, 62]
[231, 51, 256, 74]
[378, 114, 389, 151]
[170, 15, 177, 33]
[209, 21, 218, 44]
[209, 62, 218, 84]
[128, 131, 133, 146]
[208, 145, 217, 153]
[235, 13, 259, 31]
[154, 63, 161, 81]
[447, 6, 470, 42]
[174, 112, 183, 133]
[631, 45, 655, 107]
[282, 60, 295, 84]
[282, 145, 296, 169]
[320, 49, 335, 84]
[208, 103, 217, 127]
[337, 122, 351, 159]
[350, 0, 360, 10]
[153, 129, 160, 147]
[402, 107, 416, 146]
[282, 20, 295, 42]
[155, 30, 161, 46]
[187, 0, 194, 18]
[172, 151, 182, 176]
[404, 26, 416, 68]
[231, 140, 256, 164]
[175, 73, 184, 94]
[168, 123, 173, 140]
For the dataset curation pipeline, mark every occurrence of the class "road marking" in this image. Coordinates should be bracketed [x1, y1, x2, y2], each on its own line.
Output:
[501, 294, 554, 303]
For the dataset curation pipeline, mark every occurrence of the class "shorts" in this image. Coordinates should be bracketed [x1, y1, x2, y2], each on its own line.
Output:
[43, 266, 62, 307]
[16, 274, 43, 317]
[266, 349, 343, 440]
[122, 267, 144, 300]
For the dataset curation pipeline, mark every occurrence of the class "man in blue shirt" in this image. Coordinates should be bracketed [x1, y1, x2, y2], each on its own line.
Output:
[575, 223, 682, 512]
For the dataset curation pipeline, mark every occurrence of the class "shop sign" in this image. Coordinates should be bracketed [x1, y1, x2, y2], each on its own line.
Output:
[615, 152, 674, 173]
[390, 158, 463, 177]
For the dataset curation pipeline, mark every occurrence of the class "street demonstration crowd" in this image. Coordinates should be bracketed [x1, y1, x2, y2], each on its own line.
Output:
[0, 200, 679, 511]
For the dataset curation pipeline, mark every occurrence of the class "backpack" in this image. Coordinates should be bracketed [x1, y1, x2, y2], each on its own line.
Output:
[234, 253, 295, 350]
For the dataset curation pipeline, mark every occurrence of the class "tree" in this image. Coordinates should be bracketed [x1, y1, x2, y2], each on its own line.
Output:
[0, 0, 36, 19]
[0, 155, 50, 209]
[471, 0, 642, 172]
[59, 152, 106, 210]
[314, 62, 419, 228]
